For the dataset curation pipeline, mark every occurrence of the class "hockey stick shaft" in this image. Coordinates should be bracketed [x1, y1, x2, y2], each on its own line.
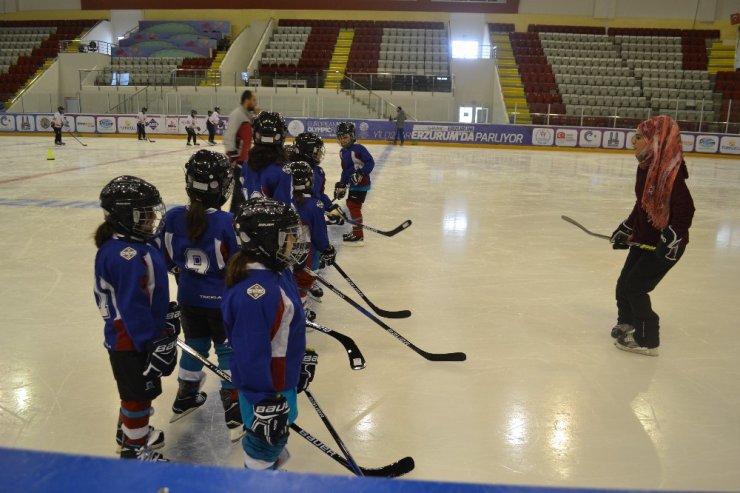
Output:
[561, 215, 656, 251]
[306, 269, 466, 362]
[306, 321, 366, 370]
[304, 389, 363, 476]
[67, 131, 87, 147]
[177, 339, 407, 476]
[332, 262, 411, 319]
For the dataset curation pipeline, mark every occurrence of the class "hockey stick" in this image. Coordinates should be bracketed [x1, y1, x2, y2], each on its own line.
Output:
[306, 269, 466, 362]
[67, 131, 87, 147]
[332, 262, 411, 319]
[304, 389, 363, 476]
[177, 339, 413, 477]
[561, 215, 656, 251]
[306, 321, 366, 370]
[289, 423, 415, 477]
[337, 208, 412, 237]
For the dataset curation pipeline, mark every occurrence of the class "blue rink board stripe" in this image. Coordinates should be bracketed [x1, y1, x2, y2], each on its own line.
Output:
[0, 447, 703, 493]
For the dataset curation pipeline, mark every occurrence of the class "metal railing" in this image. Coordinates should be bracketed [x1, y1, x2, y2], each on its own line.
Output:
[59, 39, 113, 55]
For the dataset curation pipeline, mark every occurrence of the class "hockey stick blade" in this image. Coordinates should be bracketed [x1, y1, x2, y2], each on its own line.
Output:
[336, 209, 412, 237]
[290, 423, 415, 477]
[333, 262, 411, 319]
[306, 321, 366, 370]
[67, 132, 88, 147]
[308, 270, 466, 362]
[561, 215, 656, 251]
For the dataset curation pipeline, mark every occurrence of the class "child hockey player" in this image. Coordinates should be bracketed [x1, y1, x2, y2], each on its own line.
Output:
[162, 149, 245, 441]
[137, 107, 148, 141]
[52, 106, 65, 146]
[290, 132, 343, 224]
[240, 112, 292, 205]
[222, 197, 318, 470]
[609, 115, 695, 356]
[285, 161, 337, 321]
[334, 122, 375, 245]
[93, 175, 177, 462]
[185, 110, 200, 146]
[207, 106, 220, 145]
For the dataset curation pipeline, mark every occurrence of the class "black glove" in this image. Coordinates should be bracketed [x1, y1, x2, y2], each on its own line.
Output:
[142, 333, 177, 378]
[656, 225, 682, 263]
[297, 349, 318, 394]
[610, 221, 632, 250]
[319, 245, 336, 269]
[166, 301, 181, 336]
[250, 395, 289, 445]
[334, 182, 347, 200]
[350, 171, 363, 186]
[196, 126, 201, 132]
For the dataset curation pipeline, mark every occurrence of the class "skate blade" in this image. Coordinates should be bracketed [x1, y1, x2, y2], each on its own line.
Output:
[307, 295, 322, 304]
[229, 426, 247, 443]
[169, 404, 205, 423]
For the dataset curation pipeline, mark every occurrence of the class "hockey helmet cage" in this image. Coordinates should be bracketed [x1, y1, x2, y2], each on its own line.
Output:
[253, 111, 286, 147]
[294, 132, 325, 165]
[336, 122, 355, 144]
[284, 161, 314, 194]
[233, 197, 308, 270]
[99, 175, 165, 240]
[185, 149, 233, 207]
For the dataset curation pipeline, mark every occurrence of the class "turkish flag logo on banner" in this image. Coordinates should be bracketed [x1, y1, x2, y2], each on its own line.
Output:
[731, 12, 740, 25]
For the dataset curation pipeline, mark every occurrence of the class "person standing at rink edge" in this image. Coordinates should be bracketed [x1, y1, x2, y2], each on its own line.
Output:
[222, 197, 318, 470]
[609, 115, 695, 356]
[52, 106, 65, 146]
[162, 150, 246, 441]
[207, 106, 221, 145]
[224, 90, 260, 214]
[335, 122, 375, 246]
[137, 107, 148, 141]
[93, 176, 180, 462]
[390, 106, 407, 145]
[185, 109, 200, 146]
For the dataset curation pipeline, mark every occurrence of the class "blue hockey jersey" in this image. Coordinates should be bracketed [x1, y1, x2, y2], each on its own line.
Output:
[311, 165, 333, 209]
[241, 161, 293, 205]
[296, 196, 329, 254]
[93, 237, 170, 352]
[222, 265, 306, 404]
[339, 143, 374, 191]
[163, 206, 238, 309]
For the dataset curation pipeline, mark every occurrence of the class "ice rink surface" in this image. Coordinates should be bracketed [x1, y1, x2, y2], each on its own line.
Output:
[0, 135, 739, 491]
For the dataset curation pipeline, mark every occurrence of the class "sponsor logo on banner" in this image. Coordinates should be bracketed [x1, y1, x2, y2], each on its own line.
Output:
[287, 119, 305, 136]
[359, 122, 369, 132]
[145, 116, 164, 134]
[579, 129, 602, 147]
[532, 128, 554, 146]
[146, 117, 160, 131]
[17, 115, 35, 132]
[719, 136, 740, 155]
[166, 117, 179, 133]
[75, 115, 96, 133]
[695, 135, 718, 153]
[555, 128, 577, 147]
[680, 134, 695, 152]
[625, 131, 636, 150]
[602, 131, 625, 149]
[0, 114, 16, 131]
[306, 119, 344, 137]
[118, 117, 137, 133]
[412, 124, 475, 142]
[96, 117, 116, 133]
[36, 115, 53, 130]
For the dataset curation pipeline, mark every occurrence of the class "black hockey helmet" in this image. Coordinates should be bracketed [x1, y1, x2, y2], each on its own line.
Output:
[142, 107, 148, 113]
[284, 161, 314, 194]
[191, 109, 197, 116]
[214, 106, 220, 112]
[57, 106, 64, 112]
[336, 121, 355, 146]
[293, 132, 325, 166]
[233, 197, 308, 271]
[99, 175, 165, 240]
[185, 149, 233, 208]
[253, 111, 286, 147]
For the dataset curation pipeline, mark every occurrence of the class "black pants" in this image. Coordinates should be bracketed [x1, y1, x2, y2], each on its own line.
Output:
[207, 121, 216, 142]
[615, 245, 685, 348]
[181, 305, 227, 343]
[137, 122, 146, 140]
[187, 127, 197, 144]
[53, 126, 62, 144]
[229, 164, 245, 214]
[394, 127, 404, 144]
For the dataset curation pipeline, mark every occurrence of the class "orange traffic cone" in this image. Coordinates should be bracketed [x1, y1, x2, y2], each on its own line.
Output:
[47, 148, 55, 160]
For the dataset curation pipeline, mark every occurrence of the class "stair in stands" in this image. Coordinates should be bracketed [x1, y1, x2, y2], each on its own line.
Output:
[200, 51, 225, 86]
[707, 41, 735, 74]
[324, 30, 354, 89]
[492, 33, 531, 124]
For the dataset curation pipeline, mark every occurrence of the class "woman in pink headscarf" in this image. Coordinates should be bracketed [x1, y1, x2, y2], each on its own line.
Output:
[609, 115, 695, 356]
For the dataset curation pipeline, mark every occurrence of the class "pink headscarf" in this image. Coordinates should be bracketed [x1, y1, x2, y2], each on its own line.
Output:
[636, 115, 684, 230]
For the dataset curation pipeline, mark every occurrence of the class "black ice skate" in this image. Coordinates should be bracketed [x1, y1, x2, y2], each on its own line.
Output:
[116, 425, 164, 453]
[120, 433, 169, 461]
[614, 330, 659, 357]
[342, 233, 364, 246]
[220, 388, 246, 442]
[308, 282, 323, 302]
[611, 323, 634, 339]
[170, 378, 207, 423]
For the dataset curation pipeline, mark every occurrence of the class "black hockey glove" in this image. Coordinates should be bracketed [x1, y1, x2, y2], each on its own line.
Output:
[334, 182, 348, 200]
[166, 301, 181, 336]
[318, 245, 336, 269]
[610, 221, 632, 250]
[350, 171, 364, 186]
[250, 395, 289, 445]
[297, 349, 318, 394]
[142, 333, 177, 378]
[655, 225, 682, 264]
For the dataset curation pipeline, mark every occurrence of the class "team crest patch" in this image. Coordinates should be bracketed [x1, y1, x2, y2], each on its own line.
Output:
[247, 283, 266, 300]
[119, 247, 137, 260]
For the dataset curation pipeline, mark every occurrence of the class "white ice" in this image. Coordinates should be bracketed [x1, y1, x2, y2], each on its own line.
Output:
[0, 135, 739, 491]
